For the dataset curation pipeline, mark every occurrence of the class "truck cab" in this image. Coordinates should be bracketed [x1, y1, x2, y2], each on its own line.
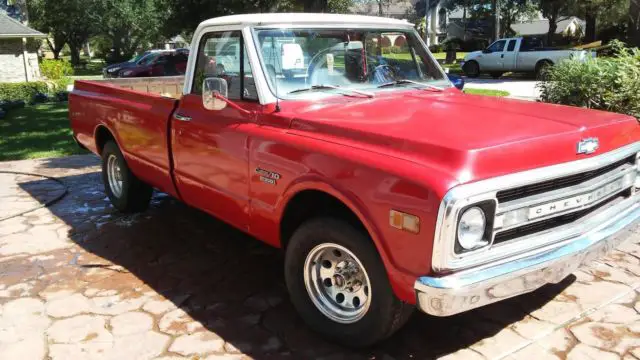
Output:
[70, 14, 640, 347]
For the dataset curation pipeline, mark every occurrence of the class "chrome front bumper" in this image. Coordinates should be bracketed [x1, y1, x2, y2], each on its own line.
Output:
[415, 193, 640, 317]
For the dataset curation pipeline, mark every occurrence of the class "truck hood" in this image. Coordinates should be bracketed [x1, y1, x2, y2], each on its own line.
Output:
[464, 51, 482, 61]
[289, 90, 639, 184]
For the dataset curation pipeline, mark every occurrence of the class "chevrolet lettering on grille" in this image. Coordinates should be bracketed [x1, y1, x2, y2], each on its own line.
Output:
[528, 178, 626, 220]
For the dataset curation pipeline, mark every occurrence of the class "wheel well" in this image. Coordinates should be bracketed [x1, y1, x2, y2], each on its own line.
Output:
[95, 126, 115, 155]
[280, 190, 368, 249]
[536, 59, 554, 68]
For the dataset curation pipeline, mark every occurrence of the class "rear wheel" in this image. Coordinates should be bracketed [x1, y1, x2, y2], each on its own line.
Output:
[535, 60, 553, 80]
[284, 218, 413, 347]
[101, 141, 152, 212]
[463, 61, 480, 78]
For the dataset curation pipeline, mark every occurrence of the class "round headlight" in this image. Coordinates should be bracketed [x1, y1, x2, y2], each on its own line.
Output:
[457, 207, 487, 250]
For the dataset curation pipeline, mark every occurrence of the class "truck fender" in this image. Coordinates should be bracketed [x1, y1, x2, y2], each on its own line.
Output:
[277, 178, 418, 303]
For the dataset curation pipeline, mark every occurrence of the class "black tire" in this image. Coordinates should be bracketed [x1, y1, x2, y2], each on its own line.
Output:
[284, 218, 413, 347]
[101, 141, 152, 213]
[463, 60, 480, 78]
[490, 72, 503, 79]
[535, 60, 553, 80]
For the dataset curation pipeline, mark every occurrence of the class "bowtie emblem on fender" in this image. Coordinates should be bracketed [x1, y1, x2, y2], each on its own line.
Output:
[577, 138, 599, 155]
[256, 167, 281, 185]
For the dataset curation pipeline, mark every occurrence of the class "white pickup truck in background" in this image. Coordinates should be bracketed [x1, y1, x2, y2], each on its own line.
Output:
[462, 37, 594, 79]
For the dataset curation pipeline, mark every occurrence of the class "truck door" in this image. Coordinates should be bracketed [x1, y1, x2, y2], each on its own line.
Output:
[480, 40, 507, 71]
[171, 30, 260, 230]
[501, 39, 518, 71]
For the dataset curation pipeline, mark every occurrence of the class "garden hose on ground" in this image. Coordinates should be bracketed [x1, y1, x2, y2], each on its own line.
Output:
[0, 170, 69, 222]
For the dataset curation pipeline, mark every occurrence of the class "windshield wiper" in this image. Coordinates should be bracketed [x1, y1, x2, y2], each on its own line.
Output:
[377, 79, 443, 92]
[288, 84, 374, 98]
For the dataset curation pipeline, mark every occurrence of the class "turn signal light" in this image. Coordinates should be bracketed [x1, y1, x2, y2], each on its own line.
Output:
[389, 210, 420, 234]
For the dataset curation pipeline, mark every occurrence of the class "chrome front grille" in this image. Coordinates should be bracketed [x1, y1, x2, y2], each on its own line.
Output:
[496, 155, 635, 203]
[492, 161, 637, 244]
[493, 191, 628, 244]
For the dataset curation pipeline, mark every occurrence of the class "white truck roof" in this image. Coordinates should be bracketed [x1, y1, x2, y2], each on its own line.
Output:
[198, 13, 413, 29]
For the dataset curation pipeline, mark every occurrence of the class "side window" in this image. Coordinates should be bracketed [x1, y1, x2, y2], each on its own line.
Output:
[192, 31, 257, 101]
[506, 40, 516, 52]
[487, 40, 506, 53]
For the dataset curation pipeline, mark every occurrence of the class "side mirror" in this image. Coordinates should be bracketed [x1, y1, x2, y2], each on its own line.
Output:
[203, 77, 228, 111]
[447, 74, 465, 90]
[482, 49, 491, 54]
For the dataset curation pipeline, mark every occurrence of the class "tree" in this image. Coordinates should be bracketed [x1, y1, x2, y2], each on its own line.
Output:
[630, 0, 640, 47]
[95, 0, 165, 63]
[157, 0, 281, 39]
[492, 0, 499, 41]
[499, 0, 538, 38]
[538, 0, 571, 45]
[568, 0, 627, 43]
[27, 0, 99, 65]
[26, 0, 66, 59]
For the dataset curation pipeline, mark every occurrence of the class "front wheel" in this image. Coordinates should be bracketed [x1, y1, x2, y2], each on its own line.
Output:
[284, 218, 413, 347]
[101, 141, 152, 213]
[462, 61, 480, 78]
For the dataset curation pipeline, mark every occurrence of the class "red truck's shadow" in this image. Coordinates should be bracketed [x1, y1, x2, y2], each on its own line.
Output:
[18, 169, 574, 359]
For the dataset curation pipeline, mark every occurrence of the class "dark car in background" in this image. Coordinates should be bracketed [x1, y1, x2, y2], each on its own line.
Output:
[103, 50, 189, 78]
[103, 50, 161, 78]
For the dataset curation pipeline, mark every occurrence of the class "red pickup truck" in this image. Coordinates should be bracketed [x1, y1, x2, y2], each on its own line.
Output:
[70, 13, 640, 346]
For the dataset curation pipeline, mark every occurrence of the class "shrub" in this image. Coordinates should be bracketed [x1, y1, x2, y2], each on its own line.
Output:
[0, 80, 69, 105]
[0, 82, 50, 103]
[538, 41, 640, 118]
[40, 59, 74, 80]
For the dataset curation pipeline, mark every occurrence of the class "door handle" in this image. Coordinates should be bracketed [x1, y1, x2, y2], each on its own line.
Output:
[174, 113, 191, 122]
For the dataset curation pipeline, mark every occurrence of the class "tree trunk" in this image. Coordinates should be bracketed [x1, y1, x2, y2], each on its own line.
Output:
[378, 0, 383, 16]
[630, 0, 640, 47]
[303, 0, 327, 12]
[69, 43, 82, 66]
[547, 16, 558, 46]
[585, 8, 597, 42]
[492, 0, 500, 42]
[462, 3, 467, 41]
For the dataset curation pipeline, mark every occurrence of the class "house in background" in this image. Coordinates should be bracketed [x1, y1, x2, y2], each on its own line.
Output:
[160, 35, 189, 50]
[351, 0, 415, 19]
[511, 16, 585, 41]
[421, 0, 584, 46]
[0, 13, 46, 82]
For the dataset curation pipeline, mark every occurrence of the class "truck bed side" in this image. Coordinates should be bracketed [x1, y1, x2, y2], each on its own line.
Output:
[69, 78, 181, 197]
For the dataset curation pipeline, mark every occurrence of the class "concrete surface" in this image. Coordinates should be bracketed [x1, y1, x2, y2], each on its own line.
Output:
[464, 77, 541, 101]
[1, 155, 639, 360]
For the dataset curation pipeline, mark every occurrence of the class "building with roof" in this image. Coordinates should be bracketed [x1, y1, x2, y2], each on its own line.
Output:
[511, 17, 585, 38]
[0, 6, 46, 82]
[351, 0, 414, 19]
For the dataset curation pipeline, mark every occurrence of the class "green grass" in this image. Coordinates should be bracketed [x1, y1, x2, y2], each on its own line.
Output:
[464, 88, 510, 97]
[443, 62, 463, 74]
[432, 52, 468, 60]
[60, 55, 105, 77]
[0, 102, 87, 161]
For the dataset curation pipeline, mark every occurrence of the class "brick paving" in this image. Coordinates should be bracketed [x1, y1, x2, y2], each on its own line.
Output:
[0, 154, 639, 360]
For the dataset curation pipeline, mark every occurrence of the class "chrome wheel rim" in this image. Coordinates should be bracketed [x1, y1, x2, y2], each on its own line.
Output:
[303, 243, 372, 324]
[107, 154, 123, 198]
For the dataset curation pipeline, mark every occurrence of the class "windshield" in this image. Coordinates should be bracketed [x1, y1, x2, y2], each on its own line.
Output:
[137, 53, 159, 65]
[128, 53, 145, 63]
[253, 27, 448, 98]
